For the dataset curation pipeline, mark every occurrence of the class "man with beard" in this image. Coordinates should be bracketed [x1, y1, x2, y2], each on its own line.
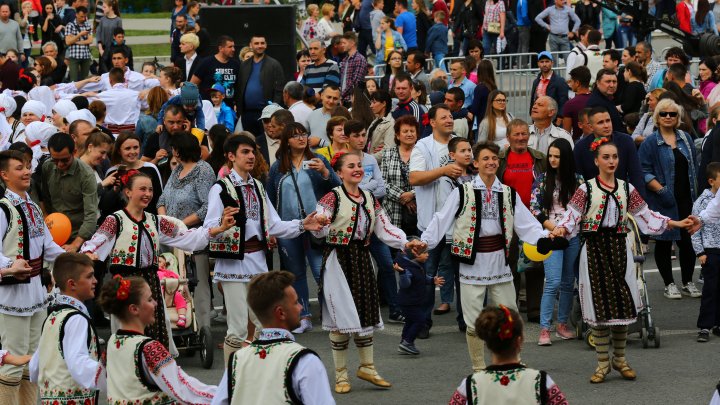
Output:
[529, 51, 569, 119]
[192, 35, 241, 105]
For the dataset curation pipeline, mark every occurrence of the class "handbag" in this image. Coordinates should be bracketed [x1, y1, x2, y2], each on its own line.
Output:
[289, 169, 326, 250]
[487, 21, 501, 34]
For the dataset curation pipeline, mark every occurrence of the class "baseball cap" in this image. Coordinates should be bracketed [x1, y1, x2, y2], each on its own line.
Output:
[210, 84, 226, 94]
[259, 103, 283, 120]
[538, 51, 553, 62]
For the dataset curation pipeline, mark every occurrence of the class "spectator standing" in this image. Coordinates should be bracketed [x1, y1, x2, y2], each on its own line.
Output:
[677, 0, 693, 34]
[41, 132, 98, 252]
[443, 88, 470, 138]
[339, 32, 368, 106]
[0, 49, 20, 91]
[602, 48, 626, 98]
[425, 11, 448, 69]
[565, 25, 591, 79]
[515, 0, 531, 58]
[601, 5, 620, 49]
[585, 69, 625, 133]
[638, 98, 700, 299]
[574, 0, 601, 29]
[64, 6, 93, 82]
[174, 32, 201, 82]
[392, 75, 423, 122]
[380, 115, 418, 237]
[699, 58, 718, 133]
[618, 62, 647, 116]
[14, 1, 32, 67]
[302, 39, 341, 95]
[395, 0, 417, 50]
[40, 4, 64, 56]
[406, 51, 430, 92]
[375, 17, 407, 65]
[367, 89, 395, 158]
[529, 52, 569, 116]
[370, 0, 384, 41]
[528, 96, 573, 154]
[283, 81, 312, 129]
[448, 59, 476, 109]
[191, 35, 240, 106]
[156, 132, 216, 329]
[354, 0, 373, 57]
[412, 0, 431, 53]
[306, 85, 341, 142]
[693, 0, 719, 35]
[477, 89, 513, 148]
[301, 4, 319, 44]
[481, 0, 505, 56]
[315, 3, 338, 47]
[170, 13, 186, 63]
[101, 28, 133, 73]
[108, 132, 163, 216]
[562, 66, 593, 140]
[469, 59, 497, 130]
[236, 34, 284, 138]
[379, 50, 404, 92]
[452, 0, 482, 56]
[170, 0, 186, 32]
[430, 0, 449, 24]
[0, 4, 22, 55]
[635, 41, 661, 91]
[633, 88, 666, 144]
[95, 0, 121, 73]
[534, 0, 580, 55]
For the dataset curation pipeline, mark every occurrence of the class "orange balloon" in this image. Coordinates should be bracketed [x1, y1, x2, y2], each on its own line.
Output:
[45, 213, 72, 246]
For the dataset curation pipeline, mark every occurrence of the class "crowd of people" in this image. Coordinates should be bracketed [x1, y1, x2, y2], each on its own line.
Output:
[1, 0, 720, 404]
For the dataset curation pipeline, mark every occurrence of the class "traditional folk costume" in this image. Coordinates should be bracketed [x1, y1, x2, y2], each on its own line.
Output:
[81, 209, 212, 351]
[29, 294, 106, 404]
[420, 177, 548, 372]
[211, 328, 335, 405]
[0, 189, 65, 404]
[312, 185, 408, 390]
[448, 364, 569, 405]
[555, 178, 670, 380]
[96, 83, 146, 136]
[106, 329, 216, 404]
[203, 169, 305, 362]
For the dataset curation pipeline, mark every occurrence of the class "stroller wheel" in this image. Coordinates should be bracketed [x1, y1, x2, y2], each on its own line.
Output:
[641, 327, 649, 348]
[652, 327, 661, 348]
[200, 326, 214, 369]
[584, 329, 595, 349]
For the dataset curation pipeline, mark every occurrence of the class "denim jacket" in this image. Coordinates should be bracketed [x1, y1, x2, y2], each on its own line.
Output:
[375, 30, 407, 64]
[638, 129, 699, 240]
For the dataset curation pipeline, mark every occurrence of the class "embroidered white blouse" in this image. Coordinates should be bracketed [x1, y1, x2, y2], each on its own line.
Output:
[420, 176, 549, 286]
[210, 328, 336, 405]
[0, 189, 65, 316]
[29, 294, 106, 393]
[203, 170, 303, 282]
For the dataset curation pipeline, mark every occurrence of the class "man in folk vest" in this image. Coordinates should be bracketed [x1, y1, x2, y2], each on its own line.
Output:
[565, 24, 592, 79]
[0, 150, 66, 404]
[29, 253, 105, 404]
[581, 30, 604, 86]
[210, 271, 335, 405]
[419, 141, 557, 372]
[202, 135, 327, 363]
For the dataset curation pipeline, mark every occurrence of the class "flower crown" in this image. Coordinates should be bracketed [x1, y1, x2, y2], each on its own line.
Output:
[330, 151, 348, 168]
[497, 305, 515, 340]
[119, 169, 140, 188]
[113, 274, 131, 301]
[590, 137, 610, 152]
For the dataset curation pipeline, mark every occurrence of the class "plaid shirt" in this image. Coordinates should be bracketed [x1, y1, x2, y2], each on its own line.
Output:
[340, 51, 368, 102]
[483, 0, 506, 30]
[65, 20, 92, 60]
[380, 146, 414, 226]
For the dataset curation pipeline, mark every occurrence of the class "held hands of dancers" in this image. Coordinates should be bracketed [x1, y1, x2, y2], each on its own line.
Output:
[686, 215, 703, 235]
[405, 239, 428, 257]
[0, 259, 33, 280]
[666, 217, 694, 231]
[551, 226, 568, 238]
[302, 212, 330, 231]
[1, 352, 32, 366]
[209, 207, 240, 237]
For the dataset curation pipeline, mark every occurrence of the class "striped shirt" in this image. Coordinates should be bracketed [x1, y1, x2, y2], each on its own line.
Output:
[301, 60, 340, 93]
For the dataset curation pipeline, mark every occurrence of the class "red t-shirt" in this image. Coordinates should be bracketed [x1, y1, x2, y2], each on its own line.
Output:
[503, 151, 534, 207]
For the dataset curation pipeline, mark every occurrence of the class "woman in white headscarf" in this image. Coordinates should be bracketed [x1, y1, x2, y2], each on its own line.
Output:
[51, 99, 77, 132]
[19, 100, 48, 147]
[28, 86, 55, 118]
[24, 121, 57, 172]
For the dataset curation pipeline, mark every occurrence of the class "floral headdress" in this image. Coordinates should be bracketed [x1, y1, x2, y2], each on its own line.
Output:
[330, 151, 348, 168]
[113, 275, 131, 301]
[119, 169, 140, 188]
[498, 304, 515, 340]
[590, 137, 610, 152]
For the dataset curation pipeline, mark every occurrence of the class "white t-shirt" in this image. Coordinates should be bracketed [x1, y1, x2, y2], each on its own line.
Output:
[409, 138, 450, 205]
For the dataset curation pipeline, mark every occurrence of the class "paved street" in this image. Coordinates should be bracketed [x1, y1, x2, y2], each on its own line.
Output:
[93, 248, 719, 405]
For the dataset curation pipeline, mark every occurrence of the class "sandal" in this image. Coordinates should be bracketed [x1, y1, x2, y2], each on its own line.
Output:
[335, 368, 351, 394]
[612, 359, 637, 380]
[590, 365, 610, 383]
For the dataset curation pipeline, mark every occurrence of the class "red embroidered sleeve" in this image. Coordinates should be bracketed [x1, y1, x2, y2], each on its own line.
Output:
[567, 187, 587, 213]
[159, 217, 180, 238]
[317, 191, 337, 214]
[448, 390, 467, 405]
[546, 383, 569, 405]
[142, 340, 174, 375]
[628, 188, 648, 214]
[97, 215, 118, 239]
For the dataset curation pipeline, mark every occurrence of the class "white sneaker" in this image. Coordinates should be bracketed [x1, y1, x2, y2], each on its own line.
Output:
[681, 282, 702, 298]
[664, 283, 682, 299]
[292, 318, 313, 334]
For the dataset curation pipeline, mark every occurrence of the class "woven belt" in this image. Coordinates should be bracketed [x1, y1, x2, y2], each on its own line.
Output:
[106, 123, 136, 136]
[245, 236, 267, 253]
[475, 235, 505, 253]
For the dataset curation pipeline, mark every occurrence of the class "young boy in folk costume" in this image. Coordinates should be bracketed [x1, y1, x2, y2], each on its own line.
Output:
[420, 142, 561, 373]
[0, 150, 66, 404]
[211, 271, 335, 405]
[202, 134, 327, 363]
[554, 140, 691, 383]
[29, 252, 106, 404]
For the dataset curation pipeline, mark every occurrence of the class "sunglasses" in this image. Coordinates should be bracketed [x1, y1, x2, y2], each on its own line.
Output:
[658, 111, 678, 118]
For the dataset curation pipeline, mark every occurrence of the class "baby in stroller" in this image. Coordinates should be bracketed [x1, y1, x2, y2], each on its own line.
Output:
[158, 252, 188, 328]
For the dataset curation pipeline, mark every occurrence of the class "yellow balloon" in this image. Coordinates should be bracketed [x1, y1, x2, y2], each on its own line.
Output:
[523, 242, 551, 262]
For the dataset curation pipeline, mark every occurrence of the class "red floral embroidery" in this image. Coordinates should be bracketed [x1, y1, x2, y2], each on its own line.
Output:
[97, 215, 118, 238]
[159, 217, 179, 237]
[500, 375, 510, 385]
[258, 348, 267, 359]
[143, 340, 173, 375]
[449, 390, 467, 405]
[547, 383, 569, 405]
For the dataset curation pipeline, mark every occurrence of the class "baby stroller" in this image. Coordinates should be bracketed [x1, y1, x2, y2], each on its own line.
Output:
[570, 215, 660, 348]
[159, 250, 215, 368]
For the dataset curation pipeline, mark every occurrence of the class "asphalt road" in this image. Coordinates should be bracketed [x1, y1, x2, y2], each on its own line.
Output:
[91, 243, 718, 405]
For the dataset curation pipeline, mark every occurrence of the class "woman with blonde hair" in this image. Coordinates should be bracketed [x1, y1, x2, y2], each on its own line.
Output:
[302, 4, 320, 43]
[477, 90, 513, 148]
[316, 3, 338, 46]
[239, 46, 253, 61]
[632, 88, 666, 144]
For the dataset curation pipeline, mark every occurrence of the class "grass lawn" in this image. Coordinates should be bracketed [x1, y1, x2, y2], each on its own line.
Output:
[122, 12, 171, 19]
[125, 29, 169, 36]
[91, 43, 170, 58]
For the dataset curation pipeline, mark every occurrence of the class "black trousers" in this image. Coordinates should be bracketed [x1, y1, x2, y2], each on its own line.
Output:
[357, 28, 373, 57]
[698, 252, 720, 329]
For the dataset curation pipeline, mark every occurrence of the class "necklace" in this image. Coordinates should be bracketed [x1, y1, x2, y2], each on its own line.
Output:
[597, 176, 615, 189]
[346, 189, 362, 198]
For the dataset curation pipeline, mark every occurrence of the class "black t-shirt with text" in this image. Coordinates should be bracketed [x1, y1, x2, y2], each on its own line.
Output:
[193, 56, 241, 105]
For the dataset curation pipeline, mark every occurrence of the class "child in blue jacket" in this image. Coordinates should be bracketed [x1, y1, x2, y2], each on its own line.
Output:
[209, 84, 237, 131]
[425, 12, 449, 70]
[395, 244, 443, 355]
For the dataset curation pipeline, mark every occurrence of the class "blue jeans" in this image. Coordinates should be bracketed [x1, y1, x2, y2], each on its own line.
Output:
[278, 234, 323, 318]
[548, 33, 572, 59]
[539, 235, 580, 329]
[424, 242, 459, 326]
[618, 25, 636, 48]
[482, 30, 499, 56]
[433, 53, 445, 71]
[401, 304, 425, 344]
[369, 234, 399, 314]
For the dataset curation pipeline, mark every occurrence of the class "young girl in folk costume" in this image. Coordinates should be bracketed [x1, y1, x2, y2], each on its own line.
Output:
[0, 150, 66, 405]
[311, 151, 424, 394]
[448, 306, 569, 404]
[81, 171, 236, 350]
[420, 142, 557, 373]
[98, 276, 217, 404]
[553, 140, 692, 383]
